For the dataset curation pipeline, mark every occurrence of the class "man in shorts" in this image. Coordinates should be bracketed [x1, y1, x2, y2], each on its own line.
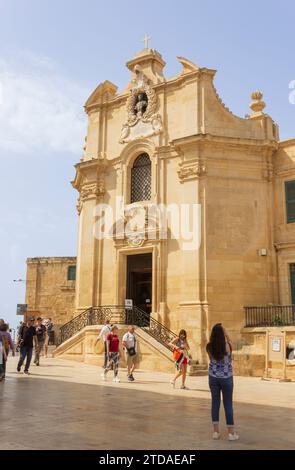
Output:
[122, 325, 137, 382]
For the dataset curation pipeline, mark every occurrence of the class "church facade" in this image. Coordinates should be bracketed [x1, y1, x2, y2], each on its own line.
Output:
[68, 46, 295, 366]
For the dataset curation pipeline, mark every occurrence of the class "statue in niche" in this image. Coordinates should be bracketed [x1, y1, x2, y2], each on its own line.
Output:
[134, 92, 148, 117]
[119, 64, 163, 143]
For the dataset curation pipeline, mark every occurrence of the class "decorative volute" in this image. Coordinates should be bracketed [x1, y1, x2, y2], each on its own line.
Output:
[177, 56, 200, 74]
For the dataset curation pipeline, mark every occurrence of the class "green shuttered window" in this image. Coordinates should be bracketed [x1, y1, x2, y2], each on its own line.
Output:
[67, 265, 76, 281]
[285, 180, 295, 223]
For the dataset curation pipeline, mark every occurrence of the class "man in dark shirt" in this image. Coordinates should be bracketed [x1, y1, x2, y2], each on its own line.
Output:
[17, 317, 37, 374]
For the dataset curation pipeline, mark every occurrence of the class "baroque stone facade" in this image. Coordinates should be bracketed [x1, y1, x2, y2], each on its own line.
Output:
[69, 47, 295, 366]
[38, 48, 295, 372]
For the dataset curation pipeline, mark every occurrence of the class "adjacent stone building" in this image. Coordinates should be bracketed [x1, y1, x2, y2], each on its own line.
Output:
[25, 257, 76, 328]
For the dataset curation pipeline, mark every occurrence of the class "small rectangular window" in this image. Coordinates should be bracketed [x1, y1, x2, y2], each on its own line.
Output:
[285, 180, 295, 223]
[67, 265, 76, 281]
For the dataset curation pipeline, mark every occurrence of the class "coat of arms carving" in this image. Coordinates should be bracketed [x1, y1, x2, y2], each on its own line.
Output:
[119, 65, 162, 143]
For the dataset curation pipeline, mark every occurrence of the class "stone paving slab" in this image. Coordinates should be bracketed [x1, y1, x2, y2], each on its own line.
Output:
[0, 356, 294, 450]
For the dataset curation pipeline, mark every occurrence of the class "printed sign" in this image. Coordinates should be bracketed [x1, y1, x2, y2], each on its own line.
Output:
[272, 338, 281, 352]
[16, 304, 27, 316]
[125, 299, 133, 310]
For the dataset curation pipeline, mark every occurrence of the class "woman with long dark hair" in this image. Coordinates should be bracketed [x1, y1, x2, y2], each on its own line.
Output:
[169, 329, 191, 389]
[206, 323, 239, 441]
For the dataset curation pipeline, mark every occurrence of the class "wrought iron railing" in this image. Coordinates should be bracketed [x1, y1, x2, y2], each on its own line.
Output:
[58, 305, 178, 351]
[59, 305, 126, 344]
[244, 305, 295, 327]
[127, 306, 178, 351]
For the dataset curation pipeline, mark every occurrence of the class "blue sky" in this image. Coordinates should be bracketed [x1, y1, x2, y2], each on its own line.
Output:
[0, 0, 294, 329]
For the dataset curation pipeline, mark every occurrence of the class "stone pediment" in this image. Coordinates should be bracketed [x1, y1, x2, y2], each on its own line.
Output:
[81, 48, 279, 163]
[84, 80, 117, 111]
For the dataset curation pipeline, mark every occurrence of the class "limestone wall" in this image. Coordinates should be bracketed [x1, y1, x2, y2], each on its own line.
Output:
[25, 257, 76, 328]
[274, 140, 295, 304]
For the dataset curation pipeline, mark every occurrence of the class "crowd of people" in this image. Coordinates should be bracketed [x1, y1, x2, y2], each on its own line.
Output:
[0, 315, 238, 442]
[0, 316, 53, 377]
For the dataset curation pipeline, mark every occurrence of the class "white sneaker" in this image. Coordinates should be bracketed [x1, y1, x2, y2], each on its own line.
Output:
[113, 377, 120, 383]
[228, 432, 239, 441]
[170, 380, 175, 388]
[101, 372, 106, 381]
[212, 432, 221, 440]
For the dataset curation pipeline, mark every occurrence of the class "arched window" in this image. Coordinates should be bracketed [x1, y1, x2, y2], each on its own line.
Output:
[131, 153, 151, 203]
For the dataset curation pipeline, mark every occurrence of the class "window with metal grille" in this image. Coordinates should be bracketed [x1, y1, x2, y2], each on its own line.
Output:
[131, 153, 151, 203]
[285, 180, 295, 223]
[67, 265, 76, 281]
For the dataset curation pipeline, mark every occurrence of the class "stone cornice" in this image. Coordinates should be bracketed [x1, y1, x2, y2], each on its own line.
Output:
[72, 158, 109, 192]
[27, 257, 76, 265]
[278, 138, 295, 149]
[84, 69, 210, 114]
[171, 133, 278, 153]
[274, 167, 295, 178]
[274, 241, 295, 251]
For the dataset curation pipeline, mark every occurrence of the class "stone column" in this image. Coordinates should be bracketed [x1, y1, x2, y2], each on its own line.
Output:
[176, 156, 208, 363]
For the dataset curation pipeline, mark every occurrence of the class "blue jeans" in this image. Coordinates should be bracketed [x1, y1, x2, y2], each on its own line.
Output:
[209, 375, 234, 426]
[18, 346, 33, 371]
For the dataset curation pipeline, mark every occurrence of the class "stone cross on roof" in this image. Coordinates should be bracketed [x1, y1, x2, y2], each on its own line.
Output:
[142, 33, 151, 49]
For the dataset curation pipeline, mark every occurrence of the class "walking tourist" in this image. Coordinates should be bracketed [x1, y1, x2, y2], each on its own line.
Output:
[34, 317, 47, 366]
[0, 322, 15, 378]
[0, 334, 7, 382]
[44, 318, 54, 357]
[101, 325, 121, 383]
[95, 318, 112, 369]
[17, 317, 37, 374]
[169, 329, 191, 389]
[122, 325, 137, 382]
[206, 323, 239, 441]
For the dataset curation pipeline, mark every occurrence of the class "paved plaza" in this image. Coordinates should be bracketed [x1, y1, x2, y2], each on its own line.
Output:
[0, 356, 294, 450]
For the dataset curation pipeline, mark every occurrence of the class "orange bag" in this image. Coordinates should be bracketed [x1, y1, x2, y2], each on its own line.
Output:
[173, 348, 183, 362]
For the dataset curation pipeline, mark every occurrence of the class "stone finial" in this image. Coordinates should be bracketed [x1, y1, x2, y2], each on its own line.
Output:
[249, 91, 266, 115]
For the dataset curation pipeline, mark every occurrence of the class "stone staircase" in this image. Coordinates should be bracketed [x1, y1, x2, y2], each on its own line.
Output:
[54, 305, 208, 375]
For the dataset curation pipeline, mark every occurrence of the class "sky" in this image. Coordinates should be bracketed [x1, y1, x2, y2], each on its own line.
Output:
[0, 0, 294, 330]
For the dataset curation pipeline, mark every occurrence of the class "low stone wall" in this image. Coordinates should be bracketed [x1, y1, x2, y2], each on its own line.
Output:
[231, 327, 295, 380]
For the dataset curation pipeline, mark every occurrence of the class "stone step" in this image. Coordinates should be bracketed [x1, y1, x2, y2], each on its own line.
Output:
[188, 361, 207, 376]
